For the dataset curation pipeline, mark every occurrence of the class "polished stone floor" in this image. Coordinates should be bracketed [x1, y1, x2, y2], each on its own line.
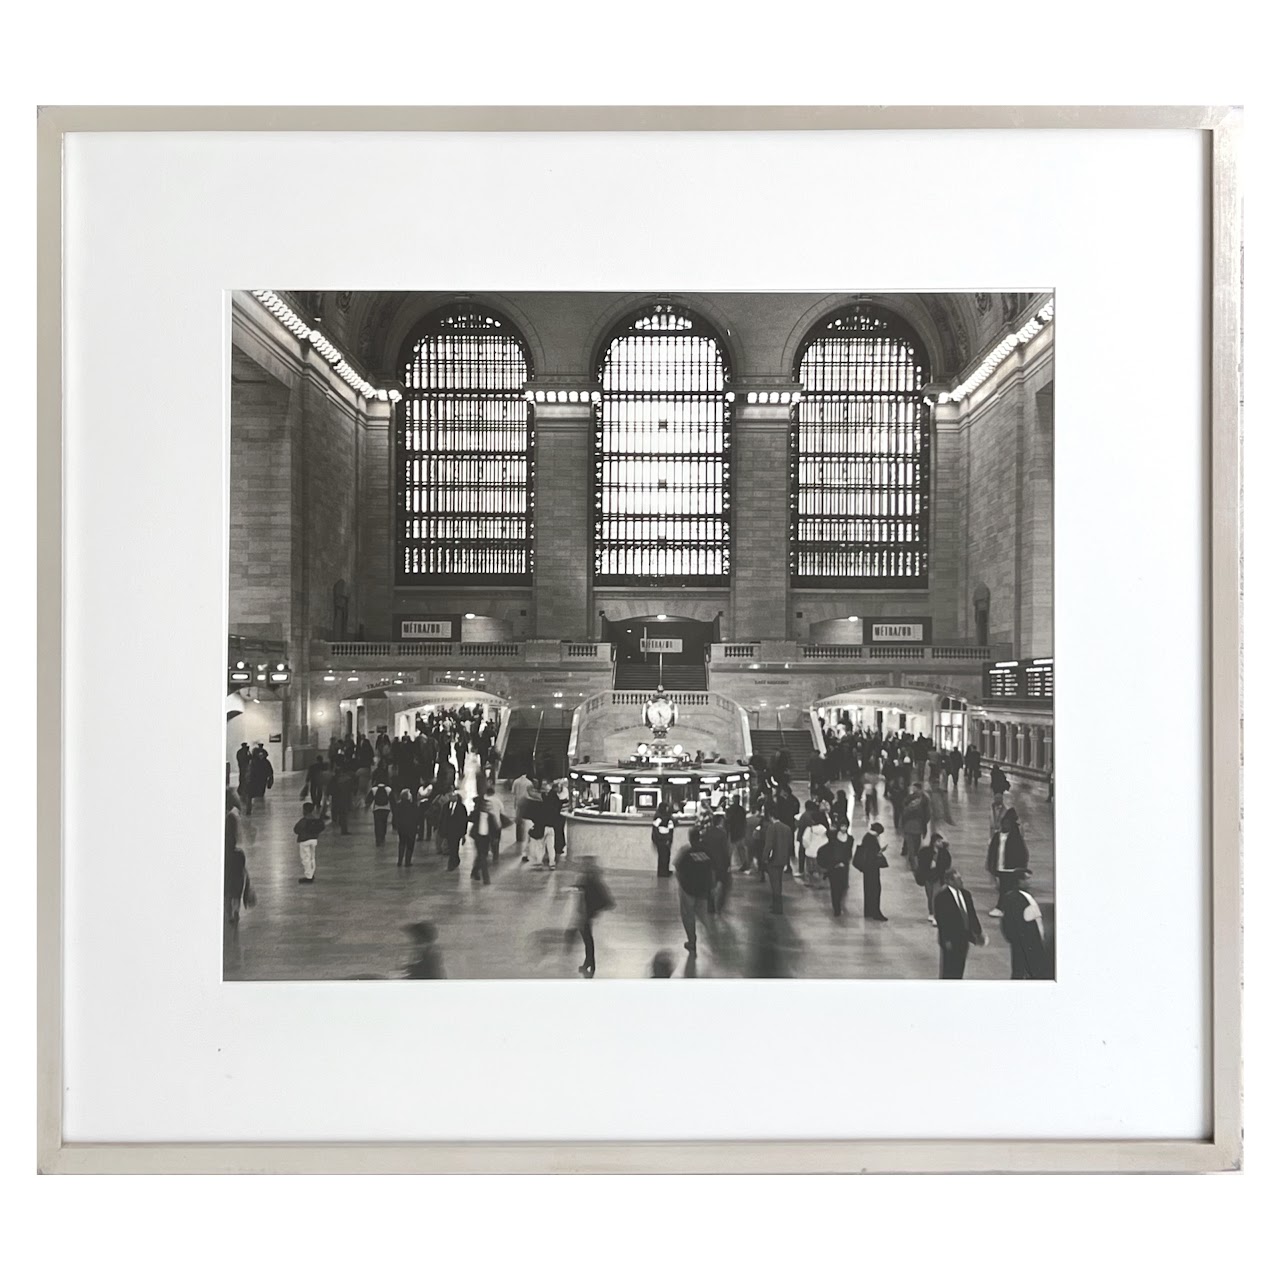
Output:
[224, 762, 1055, 981]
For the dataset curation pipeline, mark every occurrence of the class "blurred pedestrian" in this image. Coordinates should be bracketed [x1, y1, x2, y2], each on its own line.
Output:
[574, 856, 614, 977]
[674, 841, 714, 956]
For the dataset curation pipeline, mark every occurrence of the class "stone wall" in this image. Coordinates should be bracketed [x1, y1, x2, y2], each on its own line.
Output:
[228, 348, 293, 640]
[957, 338, 1054, 657]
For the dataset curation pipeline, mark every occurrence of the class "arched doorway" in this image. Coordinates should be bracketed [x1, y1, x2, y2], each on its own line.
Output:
[813, 686, 969, 744]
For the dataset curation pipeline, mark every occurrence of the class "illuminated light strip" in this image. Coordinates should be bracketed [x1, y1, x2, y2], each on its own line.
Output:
[939, 300, 1055, 405]
[524, 388, 601, 404]
[249, 290, 402, 404]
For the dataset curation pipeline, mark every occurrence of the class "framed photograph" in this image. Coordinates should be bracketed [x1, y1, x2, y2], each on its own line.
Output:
[38, 105, 1241, 1172]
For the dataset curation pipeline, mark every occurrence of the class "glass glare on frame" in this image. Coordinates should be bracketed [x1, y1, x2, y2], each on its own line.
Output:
[594, 305, 731, 585]
[791, 307, 931, 586]
[397, 309, 533, 583]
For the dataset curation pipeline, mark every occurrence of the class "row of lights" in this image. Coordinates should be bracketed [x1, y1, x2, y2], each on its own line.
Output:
[229, 660, 290, 686]
[250, 291, 403, 404]
[938, 300, 1055, 405]
[522, 388, 802, 407]
[525, 389, 601, 404]
[744, 389, 803, 405]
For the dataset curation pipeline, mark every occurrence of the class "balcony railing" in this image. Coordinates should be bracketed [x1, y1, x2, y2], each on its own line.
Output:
[312, 638, 1004, 672]
[708, 641, 1009, 664]
[313, 639, 615, 667]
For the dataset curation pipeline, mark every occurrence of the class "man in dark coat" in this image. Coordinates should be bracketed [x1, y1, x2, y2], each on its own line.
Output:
[439, 787, 470, 870]
[934, 872, 986, 978]
[999, 887, 1050, 979]
[392, 788, 419, 867]
[244, 745, 274, 814]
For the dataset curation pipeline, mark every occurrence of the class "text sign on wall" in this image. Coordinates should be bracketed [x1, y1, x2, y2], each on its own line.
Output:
[396, 614, 461, 641]
[865, 616, 932, 645]
[641, 637, 683, 653]
[871, 623, 924, 643]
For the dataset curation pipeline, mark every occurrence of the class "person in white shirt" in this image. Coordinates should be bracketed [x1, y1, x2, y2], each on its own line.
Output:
[511, 769, 539, 863]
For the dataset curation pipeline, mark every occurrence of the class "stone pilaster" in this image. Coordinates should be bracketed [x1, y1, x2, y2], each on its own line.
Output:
[729, 394, 794, 640]
[531, 399, 593, 640]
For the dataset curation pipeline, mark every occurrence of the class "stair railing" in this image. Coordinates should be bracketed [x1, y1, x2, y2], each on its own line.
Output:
[530, 709, 545, 769]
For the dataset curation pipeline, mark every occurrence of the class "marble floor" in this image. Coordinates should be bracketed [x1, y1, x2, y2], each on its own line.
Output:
[224, 764, 1055, 981]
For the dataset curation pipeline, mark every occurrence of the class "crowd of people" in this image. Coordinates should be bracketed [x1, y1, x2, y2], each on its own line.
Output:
[654, 735, 1049, 980]
[225, 712, 1049, 981]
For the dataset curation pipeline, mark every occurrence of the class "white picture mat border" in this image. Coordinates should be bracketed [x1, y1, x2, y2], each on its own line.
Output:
[37, 105, 1242, 1173]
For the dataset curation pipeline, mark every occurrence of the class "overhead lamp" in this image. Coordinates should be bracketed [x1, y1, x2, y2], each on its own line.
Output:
[323, 674, 337, 683]
[465, 612, 476, 619]
[847, 615, 858, 622]
[656, 613, 668, 621]
[347, 676, 359, 682]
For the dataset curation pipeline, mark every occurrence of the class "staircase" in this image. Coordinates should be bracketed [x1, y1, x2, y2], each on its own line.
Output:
[499, 726, 540, 778]
[530, 728, 571, 778]
[499, 716, 572, 780]
[613, 661, 708, 691]
[749, 728, 817, 764]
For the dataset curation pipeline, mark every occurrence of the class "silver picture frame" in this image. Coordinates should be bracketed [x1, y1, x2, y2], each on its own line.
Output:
[36, 104, 1243, 1174]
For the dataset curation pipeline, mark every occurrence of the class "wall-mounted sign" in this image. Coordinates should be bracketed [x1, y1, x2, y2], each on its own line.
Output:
[640, 637, 683, 653]
[866, 617, 932, 644]
[395, 614, 461, 641]
[268, 733, 282, 743]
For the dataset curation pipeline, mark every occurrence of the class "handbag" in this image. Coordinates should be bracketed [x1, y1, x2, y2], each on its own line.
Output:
[242, 870, 257, 908]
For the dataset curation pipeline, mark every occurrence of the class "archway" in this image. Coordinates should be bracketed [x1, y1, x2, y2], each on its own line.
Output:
[814, 686, 970, 745]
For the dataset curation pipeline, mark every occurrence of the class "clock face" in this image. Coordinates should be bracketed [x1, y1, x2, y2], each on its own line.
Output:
[645, 697, 677, 730]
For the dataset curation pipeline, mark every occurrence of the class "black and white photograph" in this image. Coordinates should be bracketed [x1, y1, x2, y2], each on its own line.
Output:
[225, 288, 1055, 981]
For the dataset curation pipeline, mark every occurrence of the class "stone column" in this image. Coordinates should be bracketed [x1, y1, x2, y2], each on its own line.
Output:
[531, 396, 593, 640]
[729, 391, 794, 640]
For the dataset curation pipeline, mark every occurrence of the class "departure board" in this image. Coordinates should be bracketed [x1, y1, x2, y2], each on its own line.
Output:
[1025, 661, 1054, 700]
[983, 659, 1054, 701]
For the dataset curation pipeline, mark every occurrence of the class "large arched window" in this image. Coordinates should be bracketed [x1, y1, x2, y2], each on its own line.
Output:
[397, 306, 533, 583]
[595, 303, 731, 585]
[791, 306, 930, 585]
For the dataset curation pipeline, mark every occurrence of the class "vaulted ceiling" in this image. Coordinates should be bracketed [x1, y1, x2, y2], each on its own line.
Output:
[286, 290, 1044, 386]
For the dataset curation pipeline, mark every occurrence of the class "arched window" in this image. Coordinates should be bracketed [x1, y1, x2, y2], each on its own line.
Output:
[397, 306, 533, 583]
[791, 306, 930, 585]
[595, 303, 731, 584]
